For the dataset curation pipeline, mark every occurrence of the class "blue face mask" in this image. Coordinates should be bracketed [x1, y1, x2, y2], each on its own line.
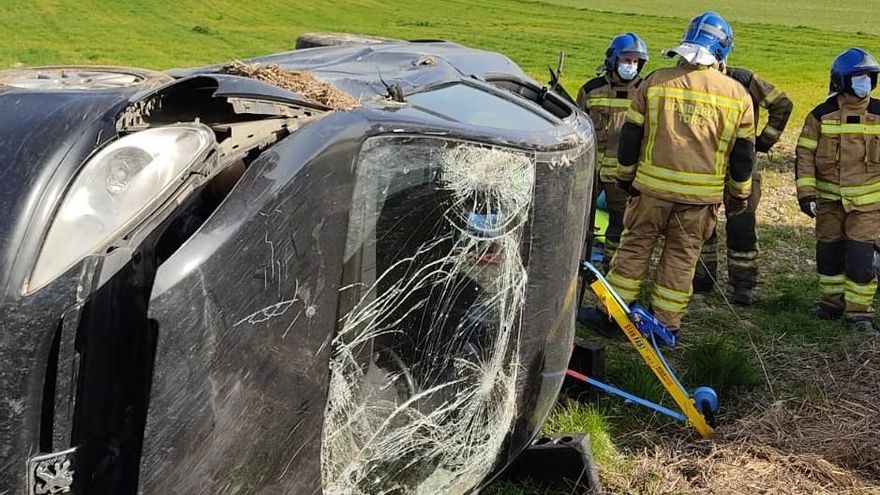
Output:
[617, 62, 639, 81]
[851, 74, 872, 98]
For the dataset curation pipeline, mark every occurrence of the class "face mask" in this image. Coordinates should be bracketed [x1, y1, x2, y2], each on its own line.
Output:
[617, 62, 639, 81]
[851, 74, 872, 98]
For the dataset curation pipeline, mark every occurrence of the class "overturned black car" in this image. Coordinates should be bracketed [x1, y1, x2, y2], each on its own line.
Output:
[0, 39, 595, 494]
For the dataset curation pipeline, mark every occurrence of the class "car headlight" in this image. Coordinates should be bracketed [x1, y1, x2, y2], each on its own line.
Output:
[27, 123, 216, 293]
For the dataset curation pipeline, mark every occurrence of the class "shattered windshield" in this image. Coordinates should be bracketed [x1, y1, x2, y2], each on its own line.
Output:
[323, 136, 536, 494]
[407, 83, 557, 131]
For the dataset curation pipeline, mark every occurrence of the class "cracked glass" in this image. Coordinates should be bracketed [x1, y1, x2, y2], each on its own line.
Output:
[323, 136, 536, 494]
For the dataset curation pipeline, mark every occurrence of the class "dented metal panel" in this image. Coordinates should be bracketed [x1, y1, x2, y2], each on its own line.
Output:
[140, 114, 368, 494]
[0, 40, 594, 495]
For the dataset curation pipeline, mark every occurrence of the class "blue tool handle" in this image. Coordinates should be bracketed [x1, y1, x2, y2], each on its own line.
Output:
[630, 305, 677, 347]
[565, 369, 688, 423]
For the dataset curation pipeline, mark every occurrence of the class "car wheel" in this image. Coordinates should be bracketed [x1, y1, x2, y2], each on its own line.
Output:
[0, 66, 171, 90]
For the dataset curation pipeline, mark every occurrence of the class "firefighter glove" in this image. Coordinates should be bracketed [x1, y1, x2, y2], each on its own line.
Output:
[724, 194, 748, 216]
[755, 133, 774, 153]
[798, 197, 818, 218]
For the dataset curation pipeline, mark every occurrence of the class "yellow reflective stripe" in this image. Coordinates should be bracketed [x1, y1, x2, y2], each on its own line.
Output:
[816, 180, 840, 194]
[840, 178, 880, 196]
[646, 86, 746, 111]
[588, 97, 632, 109]
[727, 176, 752, 194]
[613, 286, 640, 303]
[645, 92, 660, 166]
[635, 172, 724, 198]
[820, 274, 845, 294]
[797, 136, 818, 151]
[639, 162, 721, 185]
[845, 278, 877, 296]
[844, 280, 876, 306]
[651, 294, 688, 313]
[796, 177, 817, 189]
[760, 87, 783, 108]
[644, 86, 742, 176]
[728, 259, 757, 268]
[717, 106, 739, 173]
[814, 179, 880, 207]
[820, 123, 880, 135]
[636, 162, 725, 197]
[607, 270, 641, 290]
[736, 126, 754, 139]
[606, 281, 639, 302]
[845, 190, 880, 207]
[717, 108, 739, 173]
[845, 292, 875, 306]
[617, 164, 637, 178]
[600, 156, 619, 168]
[728, 250, 759, 260]
[626, 107, 645, 125]
[653, 283, 692, 301]
[762, 125, 782, 138]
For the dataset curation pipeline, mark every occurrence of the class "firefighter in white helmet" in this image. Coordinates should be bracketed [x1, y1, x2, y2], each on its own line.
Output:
[580, 12, 756, 337]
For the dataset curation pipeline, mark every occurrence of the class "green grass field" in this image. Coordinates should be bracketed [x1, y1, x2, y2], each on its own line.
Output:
[544, 0, 880, 35]
[4, 1, 878, 492]
[3, 0, 878, 129]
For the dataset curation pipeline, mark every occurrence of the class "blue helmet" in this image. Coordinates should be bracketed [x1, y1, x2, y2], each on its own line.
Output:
[830, 47, 880, 93]
[681, 12, 734, 62]
[603, 32, 649, 74]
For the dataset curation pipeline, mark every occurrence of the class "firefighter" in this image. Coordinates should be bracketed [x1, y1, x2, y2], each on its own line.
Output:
[579, 12, 756, 335]
[796, 47, 880, 331]
[692, 69, 793, 304]
[577, 33, 650, 271]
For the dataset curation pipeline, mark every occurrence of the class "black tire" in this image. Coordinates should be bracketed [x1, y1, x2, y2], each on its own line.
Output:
[295, 32, 398, 49]
[0, 66, 171, 90]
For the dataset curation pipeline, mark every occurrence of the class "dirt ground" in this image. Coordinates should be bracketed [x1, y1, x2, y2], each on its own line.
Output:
[604, 339, 880, 494]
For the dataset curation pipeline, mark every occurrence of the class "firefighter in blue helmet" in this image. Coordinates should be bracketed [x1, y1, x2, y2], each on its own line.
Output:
[796, 48, 880, 331]
[577, 33, 649, 272]
[580, 12, 756, 336]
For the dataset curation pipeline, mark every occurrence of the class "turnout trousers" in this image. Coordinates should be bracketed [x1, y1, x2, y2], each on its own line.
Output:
[815, 200, 880, 317]
[694, 172, 762, 291]
[600, 179, 628, 272]
[606, 193, 719, 330]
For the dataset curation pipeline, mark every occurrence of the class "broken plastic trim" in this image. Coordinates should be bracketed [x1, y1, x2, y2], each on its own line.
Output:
[323, 136, 536, 494]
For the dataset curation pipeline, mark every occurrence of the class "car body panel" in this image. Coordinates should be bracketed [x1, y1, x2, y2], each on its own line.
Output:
[0, 40, 595, 495]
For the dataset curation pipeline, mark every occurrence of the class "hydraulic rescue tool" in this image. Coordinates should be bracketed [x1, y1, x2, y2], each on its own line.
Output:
[569, 262, 719, 439]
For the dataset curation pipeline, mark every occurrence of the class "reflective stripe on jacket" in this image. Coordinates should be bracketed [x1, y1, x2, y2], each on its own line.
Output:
[621, 64, 756, 204]
[577, 74, 642, 181]
[795, 94, 880, 211]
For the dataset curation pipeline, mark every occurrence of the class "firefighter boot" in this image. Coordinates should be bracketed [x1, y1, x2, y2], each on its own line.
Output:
[577, 306, 621, 339]
[845, 314, 878, 331]
[812, 304, 844, 320]
[733, 286, 756, 305]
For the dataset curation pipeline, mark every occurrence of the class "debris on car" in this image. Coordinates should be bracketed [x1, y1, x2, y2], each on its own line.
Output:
[223, 61, 360, 110]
